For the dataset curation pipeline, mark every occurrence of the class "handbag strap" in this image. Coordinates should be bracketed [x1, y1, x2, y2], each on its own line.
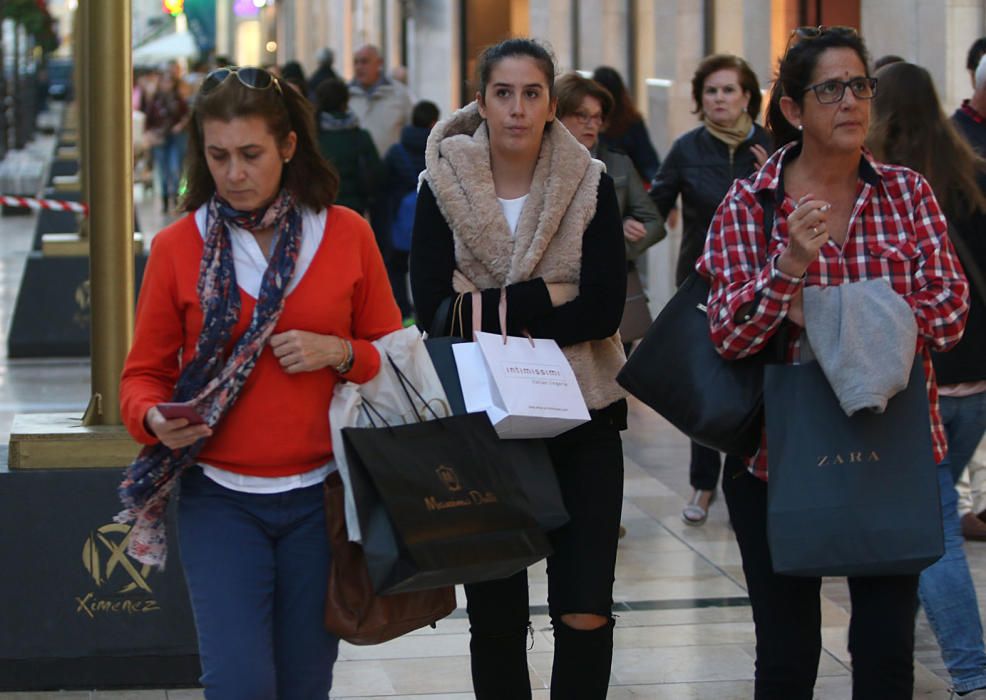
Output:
[385, 352, 442, 423]
[948, 224, 986, 309]
[470, 288, 508, 343]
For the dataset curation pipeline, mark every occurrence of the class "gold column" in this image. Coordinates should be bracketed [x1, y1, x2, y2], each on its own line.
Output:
[84, 0, 133, 426]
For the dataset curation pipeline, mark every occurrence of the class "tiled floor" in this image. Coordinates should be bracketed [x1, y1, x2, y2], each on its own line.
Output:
[0, 122, 982, 698]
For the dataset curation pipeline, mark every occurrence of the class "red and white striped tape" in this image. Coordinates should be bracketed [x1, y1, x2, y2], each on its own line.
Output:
[0, 195, 88, 215]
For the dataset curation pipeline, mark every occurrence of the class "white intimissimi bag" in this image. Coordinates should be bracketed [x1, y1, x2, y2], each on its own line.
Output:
[452, 290, 589, 439]
[328, 325, 451, 542]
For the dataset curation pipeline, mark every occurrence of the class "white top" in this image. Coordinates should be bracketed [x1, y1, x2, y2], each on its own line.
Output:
[498, 194, 528, 238]
[191, 204, 333, 494]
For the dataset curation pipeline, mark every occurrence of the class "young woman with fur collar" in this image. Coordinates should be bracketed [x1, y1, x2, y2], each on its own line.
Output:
[409, 38, 627, 699]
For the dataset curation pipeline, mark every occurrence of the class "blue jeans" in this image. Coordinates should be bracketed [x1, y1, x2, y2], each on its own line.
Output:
[153, 133, 184, 199]
[918, 392, 986, 693]
[177, 466, 339, 700]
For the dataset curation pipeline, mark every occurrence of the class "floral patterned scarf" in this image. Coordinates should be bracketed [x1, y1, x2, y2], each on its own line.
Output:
[115, 189, 303, 568]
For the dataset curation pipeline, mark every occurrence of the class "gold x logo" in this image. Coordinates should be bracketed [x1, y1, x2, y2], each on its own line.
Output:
[82, 523, 153, 594]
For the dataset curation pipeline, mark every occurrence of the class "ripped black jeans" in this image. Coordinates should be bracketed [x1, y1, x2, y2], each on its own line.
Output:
[465, 401, 626, 699]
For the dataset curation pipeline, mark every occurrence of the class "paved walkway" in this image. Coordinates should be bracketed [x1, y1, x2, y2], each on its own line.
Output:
[0, 131, 980, 698]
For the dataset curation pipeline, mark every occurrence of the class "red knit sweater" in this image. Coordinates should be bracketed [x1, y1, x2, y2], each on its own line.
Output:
[120, 206, 402, 477]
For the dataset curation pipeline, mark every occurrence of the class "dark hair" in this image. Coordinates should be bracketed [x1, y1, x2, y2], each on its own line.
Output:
[182, 69, 339, 212]
[554, 72, 614, 120]
[867, 62, 986, 219]
[411, 100, 440, 128]
[968, 37, 986, 72]
[315, 78, 349, 113]
[591, 66, 641, 138]
[476, 38, 556, 101]
[873, 54, 905, 71]
[281, 60, 309, 97]
[765, 28, 870, 149]
[690, 54, 762, 119]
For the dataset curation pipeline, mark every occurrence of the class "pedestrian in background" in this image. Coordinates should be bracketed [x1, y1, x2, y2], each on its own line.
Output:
[868, 60, 986, 700]
[315, 78, 382, 215]
[411, 38, 627, 699]
[648, 54, 771, 527]
[281, 60, 310, 98]
[592, 65, 661, 182]
[700, 28, 967, 698]
[381, 99, 439, 320]
[555, 72, 665, 356]
[118, 65, 402, 699]
[144, 69, 189, 214]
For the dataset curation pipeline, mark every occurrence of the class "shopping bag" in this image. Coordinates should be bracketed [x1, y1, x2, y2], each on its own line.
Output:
[450, 289, 589, 439]
[426, 334, 570, 531]
[329, 325, 452, 542]
[342, 406, 552, 594]
[765, 357, 943, 577]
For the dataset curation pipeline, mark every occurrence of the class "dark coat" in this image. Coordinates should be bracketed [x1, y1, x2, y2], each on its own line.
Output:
[317, 111, 382, 214]
[649, 123, 772, 285]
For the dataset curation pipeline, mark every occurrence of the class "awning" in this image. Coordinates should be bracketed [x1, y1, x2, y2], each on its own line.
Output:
[133, 32, 198, 65]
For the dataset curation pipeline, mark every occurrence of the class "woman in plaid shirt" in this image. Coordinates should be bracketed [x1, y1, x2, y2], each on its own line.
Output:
[698, 29, 969, 699]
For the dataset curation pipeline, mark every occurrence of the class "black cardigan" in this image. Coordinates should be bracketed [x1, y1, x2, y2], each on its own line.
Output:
[409, 173, 626, 348]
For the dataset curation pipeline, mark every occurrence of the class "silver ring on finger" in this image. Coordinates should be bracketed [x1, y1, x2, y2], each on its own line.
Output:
[811, 225, 818, 235]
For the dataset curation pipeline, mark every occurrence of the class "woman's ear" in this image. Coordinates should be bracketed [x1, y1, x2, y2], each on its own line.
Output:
[476, 91, 486, 119]
[546, 95, 557, 123]
[281, 130, 298, 162]
[778, 95, 802, 131]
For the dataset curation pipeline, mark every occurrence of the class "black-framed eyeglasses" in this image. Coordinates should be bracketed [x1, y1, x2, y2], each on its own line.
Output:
[201, 67, 283, 96]
[803, 76, 878, 104]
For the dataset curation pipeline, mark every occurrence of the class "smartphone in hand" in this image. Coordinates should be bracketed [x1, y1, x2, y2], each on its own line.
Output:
[157, 402, 206, 426]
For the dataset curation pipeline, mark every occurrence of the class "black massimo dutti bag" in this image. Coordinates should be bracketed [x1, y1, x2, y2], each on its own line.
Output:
[425, 296, 570, 532]
[341, 366, 552, 594]
[764, 358, 943, 577]
[616, 192, 780, 456]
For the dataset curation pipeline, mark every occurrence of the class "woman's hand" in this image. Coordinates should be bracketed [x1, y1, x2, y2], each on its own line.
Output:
[777, 194, 831, 278]
[270, 330, 347, 374]
[546, 282, 579, 307]
[622, 217, 647, 242]
[145, 406, 212, 450]
[751, 144, 769, 169]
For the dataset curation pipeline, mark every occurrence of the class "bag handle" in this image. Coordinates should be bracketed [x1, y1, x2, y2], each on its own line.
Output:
[385, 352, 442, 424]
[359, 397, 393, 429]
[470, 288, 508, 343]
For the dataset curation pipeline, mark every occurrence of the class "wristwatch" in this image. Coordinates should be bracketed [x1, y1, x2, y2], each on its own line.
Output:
[333, 338, 354, 375]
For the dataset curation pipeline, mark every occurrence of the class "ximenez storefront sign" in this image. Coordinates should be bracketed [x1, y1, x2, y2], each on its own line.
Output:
[0, 468, 200, 690]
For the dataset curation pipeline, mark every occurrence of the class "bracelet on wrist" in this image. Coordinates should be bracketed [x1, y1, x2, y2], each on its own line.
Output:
[333, 339, 354, 375]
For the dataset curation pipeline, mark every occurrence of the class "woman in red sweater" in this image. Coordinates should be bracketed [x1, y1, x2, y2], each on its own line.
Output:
[116, 67, 402, 699]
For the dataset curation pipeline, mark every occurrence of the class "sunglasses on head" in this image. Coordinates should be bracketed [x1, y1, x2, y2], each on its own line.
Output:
[785, 25, 859, 53]
[201, 67, 283, 96]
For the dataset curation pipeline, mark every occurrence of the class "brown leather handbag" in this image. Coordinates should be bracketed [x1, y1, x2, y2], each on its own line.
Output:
[323, 471, 456, 645]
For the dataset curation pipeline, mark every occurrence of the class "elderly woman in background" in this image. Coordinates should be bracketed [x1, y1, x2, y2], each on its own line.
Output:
[649, 54, 772, 527]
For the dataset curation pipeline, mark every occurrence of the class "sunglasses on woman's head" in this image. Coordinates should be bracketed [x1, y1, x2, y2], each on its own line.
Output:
[200, 67, 283, 96]
[785, 25, 859, 53]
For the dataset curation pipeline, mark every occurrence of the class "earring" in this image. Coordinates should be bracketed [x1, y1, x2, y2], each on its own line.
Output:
[283, 158, 291, 164]
[797, 124, 803, 131]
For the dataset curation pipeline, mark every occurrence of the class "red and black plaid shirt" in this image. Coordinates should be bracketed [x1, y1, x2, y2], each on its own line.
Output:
[698, 144, 969, 480]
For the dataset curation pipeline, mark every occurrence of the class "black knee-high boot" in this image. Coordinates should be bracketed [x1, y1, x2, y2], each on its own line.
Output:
[469, 624, 532, 699]
[550, 619, 615, 699]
